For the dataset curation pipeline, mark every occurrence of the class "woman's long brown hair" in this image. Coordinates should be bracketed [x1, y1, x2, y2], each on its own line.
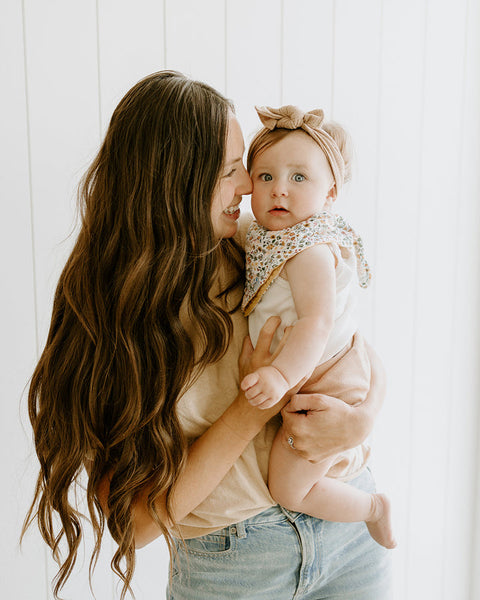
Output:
[22, 71, 244, 598]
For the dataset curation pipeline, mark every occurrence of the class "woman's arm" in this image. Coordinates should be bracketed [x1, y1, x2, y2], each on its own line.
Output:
[94, 317, 287, 548]
[280, 340, 386, 463]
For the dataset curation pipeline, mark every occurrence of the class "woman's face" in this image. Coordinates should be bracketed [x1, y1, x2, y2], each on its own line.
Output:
[211, 114, 252, 239]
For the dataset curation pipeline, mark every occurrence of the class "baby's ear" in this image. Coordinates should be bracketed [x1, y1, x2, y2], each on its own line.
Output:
[324, 185, 337, 211]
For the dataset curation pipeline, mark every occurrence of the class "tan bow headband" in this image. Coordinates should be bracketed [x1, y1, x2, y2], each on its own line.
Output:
[255, 105, 345, 191]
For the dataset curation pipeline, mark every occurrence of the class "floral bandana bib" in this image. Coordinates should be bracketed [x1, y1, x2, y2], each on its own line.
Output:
[242, 212, 371, 316]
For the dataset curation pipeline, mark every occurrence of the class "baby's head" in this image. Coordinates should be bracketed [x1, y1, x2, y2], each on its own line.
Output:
[247, 105, 352, 231]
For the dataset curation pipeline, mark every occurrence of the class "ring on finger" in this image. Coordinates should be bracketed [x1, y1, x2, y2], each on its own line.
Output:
[287, 435, 296, 450]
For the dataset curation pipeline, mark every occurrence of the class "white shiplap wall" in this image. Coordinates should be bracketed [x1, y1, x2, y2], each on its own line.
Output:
[1, 1, 479, 599]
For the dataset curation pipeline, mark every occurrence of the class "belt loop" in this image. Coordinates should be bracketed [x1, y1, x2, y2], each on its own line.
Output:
[232, 520, 247, 539]
[280, 505, 300, 523]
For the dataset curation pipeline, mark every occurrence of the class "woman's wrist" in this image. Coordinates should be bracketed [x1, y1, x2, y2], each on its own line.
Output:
[221, 391, 270, 442]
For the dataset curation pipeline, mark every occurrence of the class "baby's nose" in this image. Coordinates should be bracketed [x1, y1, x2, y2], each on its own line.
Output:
[272, 181, 288, 197]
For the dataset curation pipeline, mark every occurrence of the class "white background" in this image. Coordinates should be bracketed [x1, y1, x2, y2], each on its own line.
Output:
[1, 1, 480, 599]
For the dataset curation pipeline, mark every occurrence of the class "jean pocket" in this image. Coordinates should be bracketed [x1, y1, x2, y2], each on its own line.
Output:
[180, 527, 236, 557]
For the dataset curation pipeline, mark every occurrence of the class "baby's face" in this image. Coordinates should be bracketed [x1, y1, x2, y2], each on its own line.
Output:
[250, 130, 335, 231]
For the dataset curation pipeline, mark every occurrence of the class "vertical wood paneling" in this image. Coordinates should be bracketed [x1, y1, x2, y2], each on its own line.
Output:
[22, 1, 111, 597]
[165, 0, 225, 92]
[3, 1, 480, 598]
[371, 3, 427, 598]
[406, 1, 469, 598]
[282, 0, 334, 112]
[132, 539, 171, 599]
[331, 0, 382, 340]
[97, 0, 166, 133]
[0, 1, 48, 598]
[446, 0, 480, 597]
[226, 0, 282, 143]
[23, 0, 100, 347]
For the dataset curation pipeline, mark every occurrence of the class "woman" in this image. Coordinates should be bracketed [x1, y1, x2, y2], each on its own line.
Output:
[24, 71, 391, 599]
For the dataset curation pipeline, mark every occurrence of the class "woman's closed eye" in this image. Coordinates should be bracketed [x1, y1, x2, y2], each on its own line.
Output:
[223, 168, 237, 178]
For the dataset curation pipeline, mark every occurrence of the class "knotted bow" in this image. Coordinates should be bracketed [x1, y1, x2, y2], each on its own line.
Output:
[254, 105, 346, 192]
[256, 105, 325, 131]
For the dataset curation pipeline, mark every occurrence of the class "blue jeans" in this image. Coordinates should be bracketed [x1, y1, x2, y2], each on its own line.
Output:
[167, 469, 392, 599]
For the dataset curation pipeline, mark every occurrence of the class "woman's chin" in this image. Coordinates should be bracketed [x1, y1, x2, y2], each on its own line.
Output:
[216, 211, 240, 238]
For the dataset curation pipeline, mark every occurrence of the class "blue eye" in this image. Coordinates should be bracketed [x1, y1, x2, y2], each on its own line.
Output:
[260, 173, 272, 182]
[293, 173, 305, 182]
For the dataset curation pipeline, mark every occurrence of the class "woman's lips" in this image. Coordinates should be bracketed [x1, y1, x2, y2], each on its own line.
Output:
[223, 206, 240, 219]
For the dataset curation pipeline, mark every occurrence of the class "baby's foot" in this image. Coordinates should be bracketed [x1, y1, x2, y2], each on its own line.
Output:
[365, 493, 397, 549]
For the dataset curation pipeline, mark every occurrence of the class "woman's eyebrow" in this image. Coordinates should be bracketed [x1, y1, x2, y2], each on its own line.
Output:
[226, 156, 244, 167]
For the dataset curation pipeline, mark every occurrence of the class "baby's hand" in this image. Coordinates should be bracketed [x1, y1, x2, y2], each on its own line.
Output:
[240, 366, 290, 409]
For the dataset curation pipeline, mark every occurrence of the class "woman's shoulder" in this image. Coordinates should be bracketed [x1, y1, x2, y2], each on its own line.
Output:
[234, 211, 254, 249]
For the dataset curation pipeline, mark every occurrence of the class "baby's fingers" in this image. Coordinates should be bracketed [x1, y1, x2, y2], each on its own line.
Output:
[241, 372, 260, 391]
[244, 381, 264, 400]
[250, 395, 278, 409]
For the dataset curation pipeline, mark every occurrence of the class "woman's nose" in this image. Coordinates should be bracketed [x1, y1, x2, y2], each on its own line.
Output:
[238, 166, 252, 195]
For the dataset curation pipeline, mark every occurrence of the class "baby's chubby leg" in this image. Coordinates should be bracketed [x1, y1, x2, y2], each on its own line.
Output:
[269, 426, 396, 549]
[268, 425, 336, 509]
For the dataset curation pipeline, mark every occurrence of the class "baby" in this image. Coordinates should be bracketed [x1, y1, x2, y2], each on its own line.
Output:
[241, 105, 396, 549]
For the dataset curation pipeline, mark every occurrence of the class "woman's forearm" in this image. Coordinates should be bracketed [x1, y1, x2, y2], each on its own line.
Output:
[132, 393, 275, 548]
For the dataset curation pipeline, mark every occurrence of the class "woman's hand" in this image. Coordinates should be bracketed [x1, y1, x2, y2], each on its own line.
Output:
[237, 317, 300, 421]
[281, 339, 386, 463]
[281, 393, 356, 462]
[238, 315, 282, 380]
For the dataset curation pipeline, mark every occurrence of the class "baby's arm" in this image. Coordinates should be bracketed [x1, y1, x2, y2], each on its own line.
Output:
[242, 244, 336, 408]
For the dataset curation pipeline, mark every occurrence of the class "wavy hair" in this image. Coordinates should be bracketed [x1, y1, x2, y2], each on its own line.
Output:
[22, 71, 244, 598]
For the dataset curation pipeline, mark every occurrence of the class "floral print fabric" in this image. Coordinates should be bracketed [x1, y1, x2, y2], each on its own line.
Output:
[242, 212, 371, 316]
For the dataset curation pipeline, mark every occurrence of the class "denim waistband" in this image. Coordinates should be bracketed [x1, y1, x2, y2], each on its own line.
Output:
[232, 504, 301, 528]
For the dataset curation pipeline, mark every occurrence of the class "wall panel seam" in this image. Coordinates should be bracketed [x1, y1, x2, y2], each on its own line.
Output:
[164, 0, 168, 68]
[406, 0, 430, 597]
[462, 0, 480, 596]
[95, 0, 103, 136]
[21, 0, 39, 360]
[224, 0, 227, 93]
[330, 0, 336, 115]
[280, 0, 284, 104]
[20, 2, 49, 595]
[371, 0, 384, 347]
